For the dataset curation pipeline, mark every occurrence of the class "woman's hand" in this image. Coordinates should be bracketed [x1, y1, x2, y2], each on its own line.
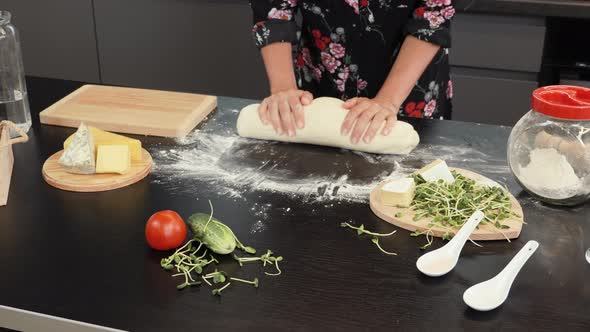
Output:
[341, 97, 399, 144]
[258, 89, 314, 136]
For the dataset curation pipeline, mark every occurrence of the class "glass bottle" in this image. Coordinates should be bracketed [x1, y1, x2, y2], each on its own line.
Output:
[507, 85, 590, 206]
[0, 10, 31, 137]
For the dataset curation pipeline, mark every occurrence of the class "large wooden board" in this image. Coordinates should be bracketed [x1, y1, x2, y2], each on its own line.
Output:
[369, 168, 524, 241]
[42, 149, 152, 192]
[39, 85, 217, 138]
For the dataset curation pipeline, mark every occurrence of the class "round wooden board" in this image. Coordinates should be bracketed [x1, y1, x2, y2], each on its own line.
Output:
[369, 168, 524, 241]
[42, 149, 152, 192]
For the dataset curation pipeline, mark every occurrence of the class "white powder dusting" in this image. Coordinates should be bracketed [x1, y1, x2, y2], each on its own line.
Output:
[517, 148, 583, 199]
[151, 123, 513, 211]
[249, 220, 266, 234]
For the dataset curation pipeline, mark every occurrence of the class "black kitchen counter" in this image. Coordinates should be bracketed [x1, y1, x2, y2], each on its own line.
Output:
[0, 77, 589, 331]
[455, 0, 590, 18]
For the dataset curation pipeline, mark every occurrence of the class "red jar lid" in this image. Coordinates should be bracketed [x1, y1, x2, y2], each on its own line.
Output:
[532, 85, 590, 120]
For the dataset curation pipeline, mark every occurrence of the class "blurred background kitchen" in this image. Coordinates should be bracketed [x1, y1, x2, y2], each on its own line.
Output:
[0, 0, 589, 126]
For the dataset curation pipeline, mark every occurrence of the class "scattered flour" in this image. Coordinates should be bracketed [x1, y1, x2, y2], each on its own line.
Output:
[249, 220, 266, 234]
[151, 122, 513, 207]
[517, 148, 583, 199]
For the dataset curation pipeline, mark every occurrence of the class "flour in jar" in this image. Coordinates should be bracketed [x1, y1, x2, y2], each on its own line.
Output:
[517, 148, 583, 199]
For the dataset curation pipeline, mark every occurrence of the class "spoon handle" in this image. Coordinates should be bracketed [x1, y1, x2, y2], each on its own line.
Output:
[447, 210, 485, 251]
[496, 240, 539, 285]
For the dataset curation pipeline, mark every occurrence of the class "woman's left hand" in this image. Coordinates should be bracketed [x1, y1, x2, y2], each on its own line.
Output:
[341, 97, 399, 144]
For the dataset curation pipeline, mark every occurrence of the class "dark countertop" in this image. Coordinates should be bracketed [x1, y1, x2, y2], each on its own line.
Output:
[455, 0, 590, 18]
[0, 77, 589, 331]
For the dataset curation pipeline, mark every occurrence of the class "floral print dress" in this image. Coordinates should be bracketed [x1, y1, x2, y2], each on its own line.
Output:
[251, 0, 455, 119]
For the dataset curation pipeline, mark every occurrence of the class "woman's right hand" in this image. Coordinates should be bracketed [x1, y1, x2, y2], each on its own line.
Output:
[258, 89, 314, 136]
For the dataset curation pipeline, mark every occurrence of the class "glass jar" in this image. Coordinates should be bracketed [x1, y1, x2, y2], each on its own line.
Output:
[0, 11, 31, 136]
[508, 86, 590, 206]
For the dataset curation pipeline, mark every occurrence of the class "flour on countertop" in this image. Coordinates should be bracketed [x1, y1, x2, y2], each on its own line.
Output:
[249, 220, 266, 234]
[151, 126, 513, 206]
[517, 148, 583, 200]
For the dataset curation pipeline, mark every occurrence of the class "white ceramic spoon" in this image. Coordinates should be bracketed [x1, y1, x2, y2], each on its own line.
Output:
[585, 248, 590, 264]
[463, 240, 539, 311]
[416, 210, 485, 277]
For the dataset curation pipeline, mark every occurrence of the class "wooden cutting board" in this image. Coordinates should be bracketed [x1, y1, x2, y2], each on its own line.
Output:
[40, 85, 217, 138]
[42, 149, 152, 192]
[369, 168, 524, 241]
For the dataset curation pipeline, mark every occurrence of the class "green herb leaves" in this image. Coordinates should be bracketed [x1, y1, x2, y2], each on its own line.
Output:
[340, 222, 397, 237]
[233, 250, 284, 276]
[410, 171, 519, 243]
[160, 203, 283, 296]
[341, 222, 398, 256]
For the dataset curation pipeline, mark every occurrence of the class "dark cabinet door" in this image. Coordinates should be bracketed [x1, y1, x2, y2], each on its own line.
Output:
[451, 68, 538, 126]
[451, 14, 546, 73]
[93, 0, 268, 99]
[0, 0, 100, 82]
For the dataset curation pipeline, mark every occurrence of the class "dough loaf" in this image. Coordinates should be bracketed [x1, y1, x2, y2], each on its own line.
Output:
[236, 97, 420, 155]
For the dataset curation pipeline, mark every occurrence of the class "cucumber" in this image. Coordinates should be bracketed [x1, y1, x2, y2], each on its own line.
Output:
[188, 213, 237, 255]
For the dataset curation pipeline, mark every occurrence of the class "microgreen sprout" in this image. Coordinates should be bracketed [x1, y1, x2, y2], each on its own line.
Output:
[202, 275, 212, 286]
[234, 250, 284, 276]
[411, 229, 434, 249]
[211, 282, 231, 296]
[202, 200, 215, 232]
[204, 270, 227, 284]
[230, 277, 259, 288]
[340, 222, 397, 237]
[341, 222, 398, 256]
[371, 237, 398, 255]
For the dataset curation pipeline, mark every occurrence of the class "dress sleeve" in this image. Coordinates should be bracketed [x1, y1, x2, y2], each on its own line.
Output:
[250, 0, 299, 49]
[404, 0, 455, 48]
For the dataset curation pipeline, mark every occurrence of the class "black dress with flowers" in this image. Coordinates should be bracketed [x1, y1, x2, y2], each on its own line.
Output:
[250, 0, 455, 119]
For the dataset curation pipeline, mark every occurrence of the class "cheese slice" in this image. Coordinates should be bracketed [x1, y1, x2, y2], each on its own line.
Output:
[58, 123, 96, 174]
[416, 159, 455, 183]
[381, 177, 416, 208]
[96, 145, 131, 174]
[64, 127, 142, 162]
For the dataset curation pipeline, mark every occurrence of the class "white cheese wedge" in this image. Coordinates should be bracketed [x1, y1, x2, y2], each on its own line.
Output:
[58, 123, 96, 174]
[381, 177, 416, 208]
[416, 159, 454, 183]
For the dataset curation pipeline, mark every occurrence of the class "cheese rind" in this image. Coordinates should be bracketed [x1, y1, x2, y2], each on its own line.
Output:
[58, 123, 96, 174]
[416, 159, 455, 183]
[64, 127, 142, 162]
[381, 177, 416, 208]
[96, 145, 131, 174]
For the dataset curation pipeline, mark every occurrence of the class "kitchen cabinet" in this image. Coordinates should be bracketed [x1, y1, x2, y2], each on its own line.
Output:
[450, 14, 546, 73]
[451, 68, 538, 126]
[93, 0, 268, 99]
[0, 1, 552, 125]
[449, 13, 546, 126]
[0, 0, 100, 83]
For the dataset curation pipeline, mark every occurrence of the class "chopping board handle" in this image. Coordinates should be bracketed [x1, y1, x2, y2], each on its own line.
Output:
[0, 121, 29, 147]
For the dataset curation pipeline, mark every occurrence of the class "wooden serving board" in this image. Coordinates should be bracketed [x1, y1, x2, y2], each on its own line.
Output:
[42, 149, 152, 192]
[1, 122, 29, 206]
[39, 85, 217, 138]
[369, 168, 524, 241]
[0, 126, 14, 206]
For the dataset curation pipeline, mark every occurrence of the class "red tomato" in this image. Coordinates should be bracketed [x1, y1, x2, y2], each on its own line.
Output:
[145, 210, 187, 250]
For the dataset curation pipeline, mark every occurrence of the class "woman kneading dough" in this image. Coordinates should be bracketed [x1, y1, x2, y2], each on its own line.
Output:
[249, 0, 454, 145]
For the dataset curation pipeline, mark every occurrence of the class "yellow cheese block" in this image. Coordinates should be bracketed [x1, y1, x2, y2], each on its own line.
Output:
[96, 145, 131, 174]
[381, 178, 416, 208]
[64, 127, 142, 162]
